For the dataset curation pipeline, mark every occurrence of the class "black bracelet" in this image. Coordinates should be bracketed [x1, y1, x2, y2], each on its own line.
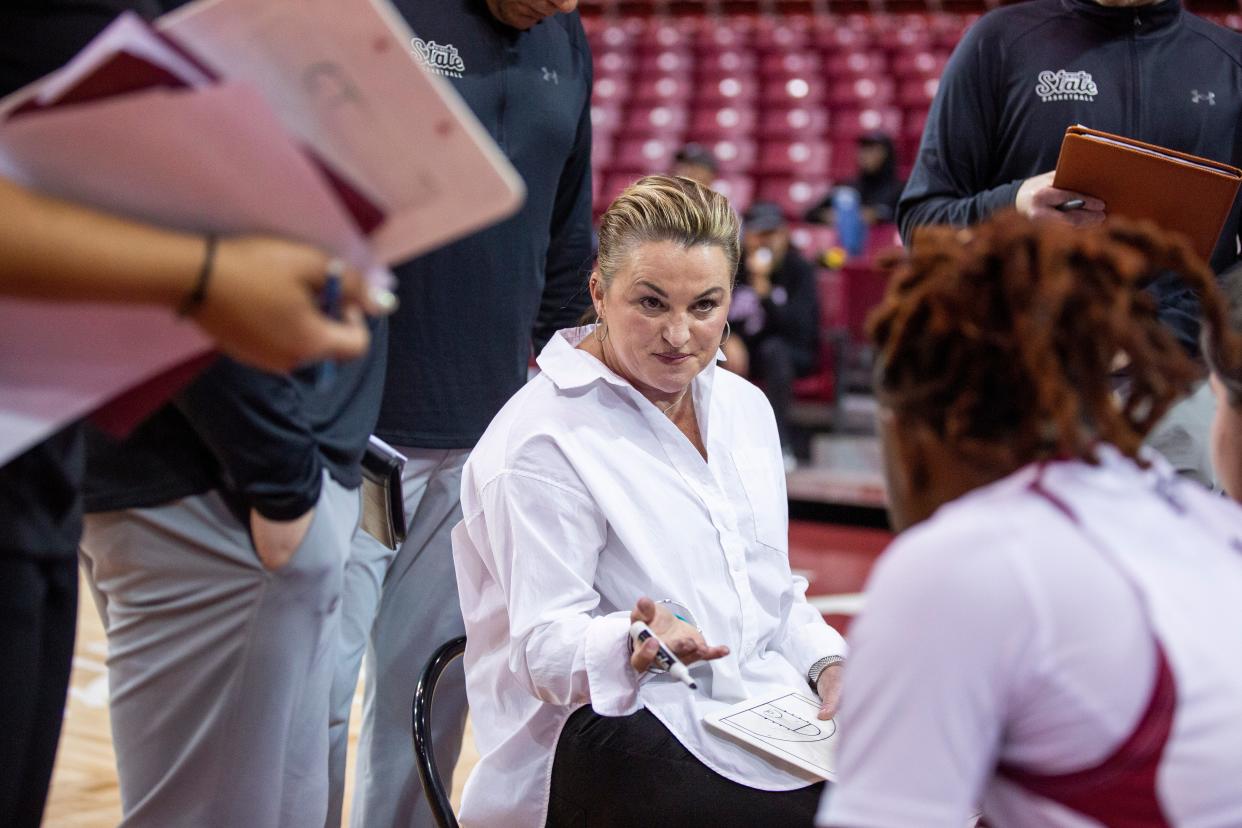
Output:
[177, 234, 217, 317]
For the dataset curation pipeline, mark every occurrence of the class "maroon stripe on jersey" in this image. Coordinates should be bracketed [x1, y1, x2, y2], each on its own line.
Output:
[995, 644, 1176, 828]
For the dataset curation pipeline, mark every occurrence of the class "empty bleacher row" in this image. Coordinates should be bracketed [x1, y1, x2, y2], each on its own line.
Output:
[584, 8, 1242, 219]
[584, 12, 972, 220]
[581, 7, 1242, 411]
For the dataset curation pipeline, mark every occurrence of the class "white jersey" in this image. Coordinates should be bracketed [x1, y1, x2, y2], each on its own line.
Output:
[818, 447, 1242, 828]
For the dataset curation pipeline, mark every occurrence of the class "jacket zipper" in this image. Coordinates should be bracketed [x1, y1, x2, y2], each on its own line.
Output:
[1128, 13, 1141, 137]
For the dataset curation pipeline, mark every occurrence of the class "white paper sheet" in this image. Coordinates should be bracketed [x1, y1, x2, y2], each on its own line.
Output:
[0, 83, 379, 465]
[162, 0, 526, 263]
[0, 301, 209, 466]
[704, 689, 839, 781]
[0, 0, 525, 466]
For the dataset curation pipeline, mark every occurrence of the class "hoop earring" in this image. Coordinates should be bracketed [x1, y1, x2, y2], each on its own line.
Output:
[595, 318, 609, 343]
[720, 320, 731, 347]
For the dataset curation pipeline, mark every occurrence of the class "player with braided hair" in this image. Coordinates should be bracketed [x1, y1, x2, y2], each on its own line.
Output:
[818, 213, 1242, 828]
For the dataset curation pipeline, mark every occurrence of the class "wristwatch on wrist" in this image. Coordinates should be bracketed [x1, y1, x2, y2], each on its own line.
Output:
[807, 654, 845, 690]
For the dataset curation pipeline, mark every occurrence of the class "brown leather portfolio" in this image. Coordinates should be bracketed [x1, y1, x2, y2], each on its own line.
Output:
[1052, 125, 1242, 263]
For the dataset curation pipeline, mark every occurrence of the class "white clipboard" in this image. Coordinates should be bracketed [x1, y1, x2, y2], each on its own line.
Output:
[704, 688, 839, 781]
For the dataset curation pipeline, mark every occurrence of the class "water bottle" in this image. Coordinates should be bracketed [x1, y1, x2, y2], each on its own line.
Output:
[832, 186, 867, 258]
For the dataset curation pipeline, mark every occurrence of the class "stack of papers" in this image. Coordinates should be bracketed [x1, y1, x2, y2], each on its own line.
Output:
[0, 0, 525, 465]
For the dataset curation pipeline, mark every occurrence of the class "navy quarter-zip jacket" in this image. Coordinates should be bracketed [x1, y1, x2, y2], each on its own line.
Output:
[375, 0, 594, 450]
[898, 0, 1242, 346]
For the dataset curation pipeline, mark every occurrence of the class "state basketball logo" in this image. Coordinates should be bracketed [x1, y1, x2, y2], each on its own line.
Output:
[411, 36, 466, 79]
[1035, 70, 1098, 102]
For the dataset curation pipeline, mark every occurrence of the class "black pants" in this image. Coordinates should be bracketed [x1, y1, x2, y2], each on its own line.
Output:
[750, 337, 814, 452]
[0, 556, 77, 828]
[547, 706, 824, 827]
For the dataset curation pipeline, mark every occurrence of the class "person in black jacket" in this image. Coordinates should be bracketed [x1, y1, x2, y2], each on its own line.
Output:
[806, 131, 905, 227]
[724, 202, 820, 465]
[328, 2, 593, 826]
[897, 0, 1242, 485]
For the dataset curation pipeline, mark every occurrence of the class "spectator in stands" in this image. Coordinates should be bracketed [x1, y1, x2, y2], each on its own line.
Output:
[724, 201, 820, 466]
[670, 142, 718, 190]
[819, 213, 1242, 828]
[805, 132, 905, 226]
[1205, 269, 1242, 500]
[897, 0, 1242, 486]
[454, 175, 846, 828]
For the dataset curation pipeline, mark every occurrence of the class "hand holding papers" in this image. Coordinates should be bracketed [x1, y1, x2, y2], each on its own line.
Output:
[0, 0, 526, 465]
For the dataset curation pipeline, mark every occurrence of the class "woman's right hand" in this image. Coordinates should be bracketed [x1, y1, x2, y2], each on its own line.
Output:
[193, 236, 397, 374]
[629, 597, 729, 673]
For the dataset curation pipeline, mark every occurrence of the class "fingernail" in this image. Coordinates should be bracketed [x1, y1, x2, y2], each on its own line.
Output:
[369, 287, 399, 315]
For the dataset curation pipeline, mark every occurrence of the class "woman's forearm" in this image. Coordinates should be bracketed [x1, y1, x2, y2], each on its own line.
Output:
[0, 175, 202, 308]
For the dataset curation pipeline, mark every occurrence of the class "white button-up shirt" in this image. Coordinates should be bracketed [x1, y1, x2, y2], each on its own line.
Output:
[452, 327, 847, 827]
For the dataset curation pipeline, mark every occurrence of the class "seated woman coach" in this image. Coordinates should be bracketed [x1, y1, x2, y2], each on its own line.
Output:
[451, 175, 847, 827]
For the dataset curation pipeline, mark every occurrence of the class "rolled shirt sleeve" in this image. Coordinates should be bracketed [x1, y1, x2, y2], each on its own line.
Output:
[474, 467, 642, 716]
[778, 574, 848, 679]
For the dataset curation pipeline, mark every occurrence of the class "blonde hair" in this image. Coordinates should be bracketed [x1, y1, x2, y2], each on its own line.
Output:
[595, 174, 741, 290]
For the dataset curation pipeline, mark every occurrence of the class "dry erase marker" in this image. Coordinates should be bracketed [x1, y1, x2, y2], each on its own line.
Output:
[1054, 198, 1086, 212]
[630, 621, 697, 689]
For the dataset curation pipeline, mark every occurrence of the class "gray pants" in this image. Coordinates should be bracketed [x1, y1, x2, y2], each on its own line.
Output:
[79, 474, 358, 828]
[328, 447, 469, 828]
[1148, 379, 1217, 488]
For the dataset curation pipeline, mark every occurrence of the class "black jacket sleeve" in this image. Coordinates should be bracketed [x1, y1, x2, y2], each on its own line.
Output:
[895, 23, 1024, 244]
[174, 359, 322, 520]
[532, 21, 594, 352]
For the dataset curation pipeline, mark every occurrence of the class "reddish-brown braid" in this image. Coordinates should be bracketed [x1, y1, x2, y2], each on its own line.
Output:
[870, 212, 1242, 471]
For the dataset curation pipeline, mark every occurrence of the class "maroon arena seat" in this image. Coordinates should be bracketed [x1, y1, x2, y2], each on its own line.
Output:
[823, 51, 888, 79]
[613, 136, 681, 173]
[710, 174, 756, 214]
[760, 51, 823, 79]
[698, 75, 761, 106]
[828, 76, 897, 108]
[688, 105, 758, 141]
[631, 75, 694, 105]
[829, 107, 902, 140]
[758, 106, 830, 140]
[896, 78, 939, 109]
[756, 176, 833, 220]
[620, 104, 690, 138]
[756, 139, 832, 178]
[704, 137, 758, 174]
[697, 49, 758, 78]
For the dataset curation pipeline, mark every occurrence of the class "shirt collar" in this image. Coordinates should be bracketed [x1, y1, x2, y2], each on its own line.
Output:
[537, 325, 727, 398]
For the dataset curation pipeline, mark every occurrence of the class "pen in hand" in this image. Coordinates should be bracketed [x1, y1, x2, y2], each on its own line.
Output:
[630, 621, 698, 689]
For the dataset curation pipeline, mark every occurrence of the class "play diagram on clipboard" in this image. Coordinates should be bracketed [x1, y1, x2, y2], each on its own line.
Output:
[704, 689, 839, 780]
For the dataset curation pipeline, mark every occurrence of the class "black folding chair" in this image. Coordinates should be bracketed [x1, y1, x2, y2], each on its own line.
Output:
[411, 636, 467, 828]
